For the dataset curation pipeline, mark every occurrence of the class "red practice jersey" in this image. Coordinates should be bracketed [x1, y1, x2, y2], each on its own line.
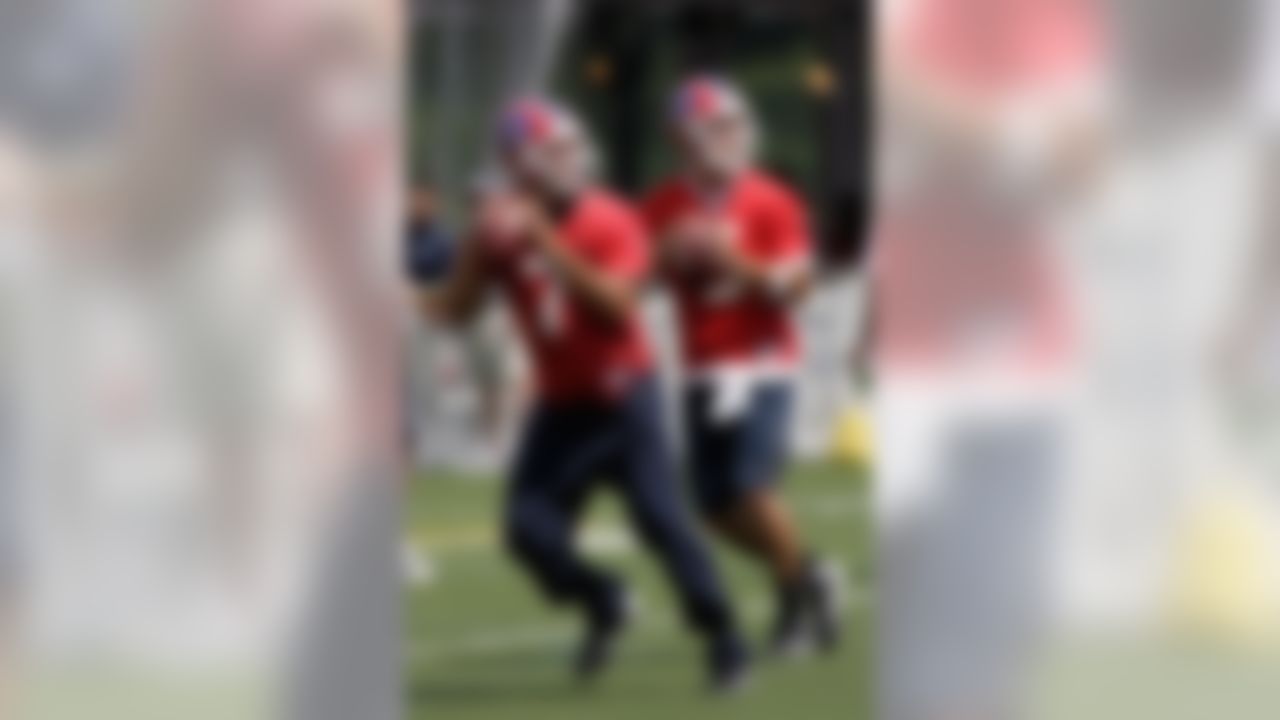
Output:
[643, 170, 812, 371]
[484, 189, 654, 403]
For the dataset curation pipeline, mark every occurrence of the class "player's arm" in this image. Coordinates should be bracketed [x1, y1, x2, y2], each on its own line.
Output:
[712, 240, 814, 304]
[417, 229, 490, 327]
[531, 217, 639, 325]
[710, 194, 814, 305]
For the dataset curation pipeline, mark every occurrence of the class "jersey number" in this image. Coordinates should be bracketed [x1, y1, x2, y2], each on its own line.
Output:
[521, 256, 566, 339]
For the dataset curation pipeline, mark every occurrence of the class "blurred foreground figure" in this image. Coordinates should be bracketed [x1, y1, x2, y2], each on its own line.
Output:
[643, 75, 842, 658]
[0, 1, 403, 718]
[1067, 0, 1280, 658]
[418, 98, 750, 693]
[873, 0, 1103, 717]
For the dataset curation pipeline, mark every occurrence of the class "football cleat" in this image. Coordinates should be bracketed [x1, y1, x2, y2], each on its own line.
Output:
[707, 632, 752, 695]
[768, 581, 816, 660]
[574, 583, 634, 683]
[807, 558, 845, 653]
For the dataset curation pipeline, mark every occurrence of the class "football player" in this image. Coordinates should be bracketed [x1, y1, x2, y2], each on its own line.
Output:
[643, 75, 841, 657]
[419, 97, 750, 692]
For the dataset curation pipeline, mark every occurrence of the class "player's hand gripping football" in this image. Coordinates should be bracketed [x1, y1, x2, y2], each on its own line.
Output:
[667, 213, 738, 273]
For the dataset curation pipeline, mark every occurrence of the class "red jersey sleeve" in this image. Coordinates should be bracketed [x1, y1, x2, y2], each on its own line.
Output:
[759, 184, 813, 265]
[581, 202, 651, 284]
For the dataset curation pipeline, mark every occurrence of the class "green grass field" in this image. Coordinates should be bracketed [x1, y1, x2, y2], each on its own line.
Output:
[404, 462, 872, 720]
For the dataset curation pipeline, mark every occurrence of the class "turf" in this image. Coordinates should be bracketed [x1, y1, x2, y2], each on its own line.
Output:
[404, 461, 872, 720]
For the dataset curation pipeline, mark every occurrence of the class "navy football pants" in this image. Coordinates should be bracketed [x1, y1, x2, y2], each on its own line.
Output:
[504, 376, 735, 637]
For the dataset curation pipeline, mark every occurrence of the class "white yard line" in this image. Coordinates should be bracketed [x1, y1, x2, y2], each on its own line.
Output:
[406, 490, 869, 665]
[408, 585, 870, 665]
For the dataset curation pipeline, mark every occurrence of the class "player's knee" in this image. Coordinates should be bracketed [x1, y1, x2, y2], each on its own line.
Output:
[635, 506, 694, 555]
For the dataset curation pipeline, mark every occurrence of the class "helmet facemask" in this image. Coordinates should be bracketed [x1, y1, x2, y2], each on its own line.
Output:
[499, 99, 598, 202]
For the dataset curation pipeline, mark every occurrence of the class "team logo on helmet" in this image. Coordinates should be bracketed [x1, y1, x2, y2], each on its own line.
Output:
[671, 75, 746, 125]
[499, 98, 568, 153]
[669, 75, 758, 178]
